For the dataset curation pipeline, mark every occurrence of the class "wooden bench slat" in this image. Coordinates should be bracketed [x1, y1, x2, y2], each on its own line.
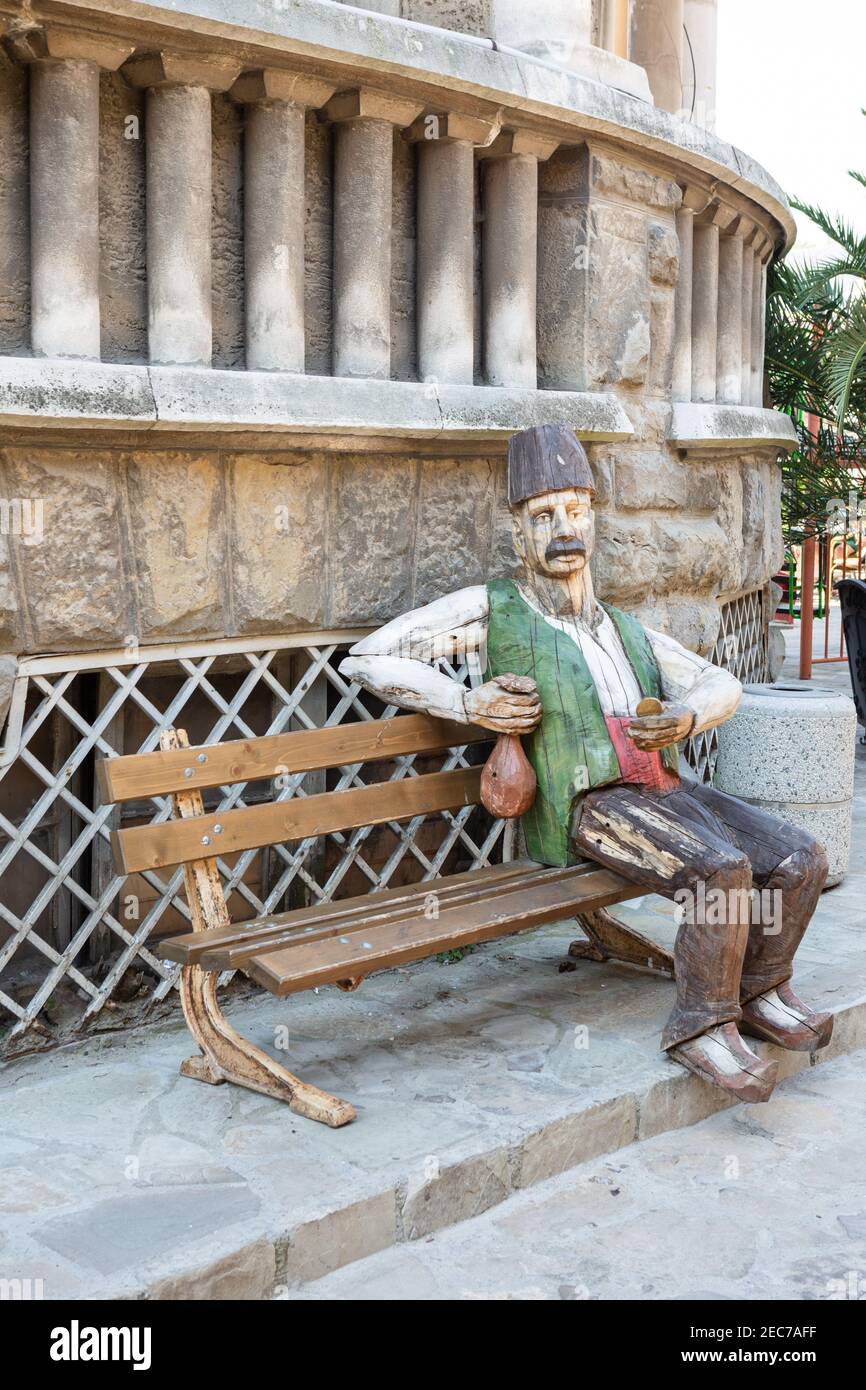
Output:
[245, 865, 642, 997]
[158, 859, 540, 968]
[97, 714, 491, 804]
[164, 862, 589, 970]
[203, 863, 595, 970]
[112, 765, 484, 874]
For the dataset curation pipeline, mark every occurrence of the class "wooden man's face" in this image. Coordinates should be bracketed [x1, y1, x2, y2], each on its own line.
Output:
[511, 487, 595, 579]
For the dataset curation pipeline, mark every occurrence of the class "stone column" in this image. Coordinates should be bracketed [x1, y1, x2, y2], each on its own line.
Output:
[630, 0, 685, 115]
[683, 0, 718, 129]
[760, 244, 773, 405]
[691, 202, 735, 403]
[230, 71, 335, 373]
[716, 223, 744, 404]
[738, 218, 757, 405]
[6, 27, 133, 359]
[672, 186, 709, 401]
[480, 131, 558, 389]
[407, 112, 493, 385]
[325, 90, 422, 380]
[123, 53, 240, 367]
[600, 0, 631, 56]
[750, 234, 773, 406]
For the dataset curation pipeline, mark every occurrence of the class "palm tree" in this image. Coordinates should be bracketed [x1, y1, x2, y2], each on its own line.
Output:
[765, 118, 866, 541]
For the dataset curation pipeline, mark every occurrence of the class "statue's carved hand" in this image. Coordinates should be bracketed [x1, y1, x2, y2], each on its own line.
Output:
[626, 701, 695, 750]
[464, 674, 542, 734]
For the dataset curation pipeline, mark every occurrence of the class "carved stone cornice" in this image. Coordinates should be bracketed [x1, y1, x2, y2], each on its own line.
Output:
[404, 110, 497, 146]
[696, 199, 739, 233]
[476, 129, 560, 162]
[122, 51, 241, 92]
[4, 23, 133, 69]
[678, 185, 713, 217]
[323, 88, 423, 128]
[229, 68, 335, 108]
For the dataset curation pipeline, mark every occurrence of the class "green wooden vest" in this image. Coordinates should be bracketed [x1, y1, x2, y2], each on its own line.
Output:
[484, 578, 679, 866]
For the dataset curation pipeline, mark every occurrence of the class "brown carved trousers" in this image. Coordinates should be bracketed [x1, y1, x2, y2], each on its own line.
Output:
[571, 779, 829, 1051]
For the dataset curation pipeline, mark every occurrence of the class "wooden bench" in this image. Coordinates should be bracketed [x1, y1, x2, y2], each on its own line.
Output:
[97, 714, 674, 1128]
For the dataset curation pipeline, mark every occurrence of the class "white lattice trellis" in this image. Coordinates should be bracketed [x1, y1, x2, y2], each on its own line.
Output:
[0, 590, 769, 1054]
[685, 588, 769, 783]
[0, 633, 508, 1053]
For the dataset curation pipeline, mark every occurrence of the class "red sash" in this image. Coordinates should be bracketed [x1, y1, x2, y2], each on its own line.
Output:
[604, 715, 680, 792]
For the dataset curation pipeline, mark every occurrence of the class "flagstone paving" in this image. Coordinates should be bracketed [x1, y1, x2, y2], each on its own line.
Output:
[0, 647, 863, 1299]
[293, 1046, 866, 1302]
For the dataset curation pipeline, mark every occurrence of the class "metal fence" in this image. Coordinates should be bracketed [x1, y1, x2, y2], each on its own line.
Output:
[792, 531, 866, 676]
[0, 589, 767, 1057]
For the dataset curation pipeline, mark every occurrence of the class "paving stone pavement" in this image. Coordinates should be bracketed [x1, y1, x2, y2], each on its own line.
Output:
[0, 656, 863, 1299]
[293, 1048, 866, 1301]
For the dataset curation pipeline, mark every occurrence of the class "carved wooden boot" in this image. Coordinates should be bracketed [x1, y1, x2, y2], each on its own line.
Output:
[669, 1022, 778, 1104]
[740, 983, 834, 1052]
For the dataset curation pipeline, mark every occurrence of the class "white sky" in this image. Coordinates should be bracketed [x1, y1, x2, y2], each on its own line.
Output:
[715, 0, 866, 262]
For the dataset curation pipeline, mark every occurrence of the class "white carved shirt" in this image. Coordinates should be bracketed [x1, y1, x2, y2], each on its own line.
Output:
[340, 584, 741, 734]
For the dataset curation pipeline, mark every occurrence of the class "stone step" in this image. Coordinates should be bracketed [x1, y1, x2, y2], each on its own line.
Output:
[290, 1045, 866, 1302]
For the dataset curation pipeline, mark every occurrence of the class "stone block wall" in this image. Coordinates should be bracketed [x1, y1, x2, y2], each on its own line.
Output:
[0, 447, 508, 652]
[535, 144, 783, 652]
[538, 146, 682, 394]
[338, 0, 607, 45]
[0, 435, 782, 657]
[0, 4, 790, 663]
[349, 1, 491, 35]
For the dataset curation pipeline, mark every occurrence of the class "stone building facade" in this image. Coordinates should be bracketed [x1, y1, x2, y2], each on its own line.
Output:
[0, 0, 797, 1047]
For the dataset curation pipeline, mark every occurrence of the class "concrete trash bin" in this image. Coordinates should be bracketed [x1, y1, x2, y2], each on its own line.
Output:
[713, 682, 857, 887]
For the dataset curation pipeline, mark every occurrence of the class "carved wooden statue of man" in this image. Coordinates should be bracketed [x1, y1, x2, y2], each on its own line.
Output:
[340, 425, 831, 1103]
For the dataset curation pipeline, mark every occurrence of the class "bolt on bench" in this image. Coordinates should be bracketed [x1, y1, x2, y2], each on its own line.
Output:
[98, 715, 673, 1128]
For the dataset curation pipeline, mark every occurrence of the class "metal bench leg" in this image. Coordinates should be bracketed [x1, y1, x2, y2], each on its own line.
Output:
[161, 728, 355, 1128]
[569, 907, 675, 977]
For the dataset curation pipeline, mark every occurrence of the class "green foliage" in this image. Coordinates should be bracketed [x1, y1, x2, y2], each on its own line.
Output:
[766, 118, 866, 539]
[436, 945, 476, 964]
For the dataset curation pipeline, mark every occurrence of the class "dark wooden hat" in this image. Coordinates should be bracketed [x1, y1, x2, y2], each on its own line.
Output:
[506, 425, 595, 507]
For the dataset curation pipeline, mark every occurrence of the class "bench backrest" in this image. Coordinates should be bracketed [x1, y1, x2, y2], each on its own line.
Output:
[99, 715, 492, 876]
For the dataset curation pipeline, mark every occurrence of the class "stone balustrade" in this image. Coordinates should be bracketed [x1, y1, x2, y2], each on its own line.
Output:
[673, 188, 775, 409]
[0, 32, 548, 397]
[0, 25, 564, 395]
[0, 11, 782, 414]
